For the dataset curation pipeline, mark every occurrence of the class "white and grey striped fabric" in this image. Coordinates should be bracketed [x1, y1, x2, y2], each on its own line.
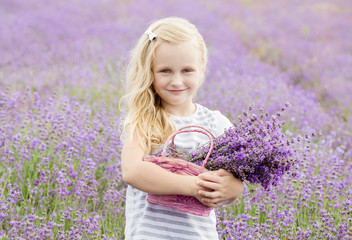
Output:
[124, 104, 233, 240]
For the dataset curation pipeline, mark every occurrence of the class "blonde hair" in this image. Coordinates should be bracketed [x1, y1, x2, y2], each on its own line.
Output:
[120, 17, 208, 154]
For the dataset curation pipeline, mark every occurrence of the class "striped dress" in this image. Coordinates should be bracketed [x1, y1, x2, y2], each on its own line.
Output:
[124, 104, 233, 240]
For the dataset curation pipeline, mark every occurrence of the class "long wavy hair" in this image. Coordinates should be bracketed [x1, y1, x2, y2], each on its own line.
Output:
[120, 17, 208, 154]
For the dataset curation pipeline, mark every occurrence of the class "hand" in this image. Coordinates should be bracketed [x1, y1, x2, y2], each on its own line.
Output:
[196, 169, 243, 206]
[191, 177, 217, 208]
[194, 191, 217, 208]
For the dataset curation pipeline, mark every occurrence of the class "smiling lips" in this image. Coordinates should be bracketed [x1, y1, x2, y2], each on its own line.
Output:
[168, 89, 186, 94]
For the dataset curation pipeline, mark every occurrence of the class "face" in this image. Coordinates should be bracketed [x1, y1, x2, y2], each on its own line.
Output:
[152, 41, 204, 116]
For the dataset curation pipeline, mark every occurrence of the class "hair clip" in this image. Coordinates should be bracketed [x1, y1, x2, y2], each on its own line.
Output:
[145, 27, 157, 41]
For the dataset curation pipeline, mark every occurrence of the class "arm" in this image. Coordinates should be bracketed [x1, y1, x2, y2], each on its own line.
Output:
[196, 169, 244, 205]
[121, 129, 214, 206]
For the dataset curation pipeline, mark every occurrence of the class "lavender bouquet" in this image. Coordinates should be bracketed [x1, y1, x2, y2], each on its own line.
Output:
[186, 104, 302, 190]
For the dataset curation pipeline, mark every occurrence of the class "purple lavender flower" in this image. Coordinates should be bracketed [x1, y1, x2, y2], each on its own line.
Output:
[187, 105, 301, 190]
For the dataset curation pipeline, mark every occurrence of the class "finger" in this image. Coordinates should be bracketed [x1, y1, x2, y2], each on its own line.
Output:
[196, 196, 216, 208]
[197, 180, 220, 190]
[196, 179, 216, 190]
[199, 186, 214, 192]
[215, 169, 231, 176]
[198, 189, 221, 199]
[199, 198, 217, 208]
[199, 171, 217, 178]
[204, 202, 217, 208]
[201, 197, 223, 205]
[198, 173, 222, 183]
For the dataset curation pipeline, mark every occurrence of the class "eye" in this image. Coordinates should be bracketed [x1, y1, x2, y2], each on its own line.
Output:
[183, 68, 193, 73]
[160, 69, 170, 73]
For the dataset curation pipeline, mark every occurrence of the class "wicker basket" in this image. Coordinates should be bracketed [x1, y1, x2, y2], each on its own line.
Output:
[143, 125, 215, 216]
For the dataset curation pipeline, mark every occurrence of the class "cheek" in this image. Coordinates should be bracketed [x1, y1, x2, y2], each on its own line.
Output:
[188, 74, 202, 89]
[192, 80, 200, 89]
[153, 77, 167, 91]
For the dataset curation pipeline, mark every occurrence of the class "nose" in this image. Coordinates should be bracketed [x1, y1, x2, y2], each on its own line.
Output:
[170, 73, 182, 86]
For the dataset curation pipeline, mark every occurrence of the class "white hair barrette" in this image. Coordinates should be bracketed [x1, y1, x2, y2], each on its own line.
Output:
[145, 27, 157, 41]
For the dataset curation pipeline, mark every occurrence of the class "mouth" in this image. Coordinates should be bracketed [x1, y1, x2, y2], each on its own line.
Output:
[168, 89, 186, 94]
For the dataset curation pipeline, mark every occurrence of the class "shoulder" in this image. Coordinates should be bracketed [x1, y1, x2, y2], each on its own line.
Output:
[196, 104, 233, 137]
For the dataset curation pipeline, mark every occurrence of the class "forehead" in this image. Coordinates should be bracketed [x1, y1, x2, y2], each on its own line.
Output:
[153, 41, 202, 67]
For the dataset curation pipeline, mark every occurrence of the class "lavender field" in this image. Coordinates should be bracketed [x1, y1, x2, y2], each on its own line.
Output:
[1, 0, 351, 239]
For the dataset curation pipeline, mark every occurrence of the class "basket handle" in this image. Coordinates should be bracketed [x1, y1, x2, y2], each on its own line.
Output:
[161, 128, 214, 168]
[171, 125, 215, 153]
[176, 125, 215, 138]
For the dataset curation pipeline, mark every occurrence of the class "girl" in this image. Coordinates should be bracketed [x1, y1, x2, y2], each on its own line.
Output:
[120, 17, 243, 239]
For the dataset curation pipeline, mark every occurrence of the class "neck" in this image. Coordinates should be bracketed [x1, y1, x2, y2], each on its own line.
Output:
[164, 103, 197, 117]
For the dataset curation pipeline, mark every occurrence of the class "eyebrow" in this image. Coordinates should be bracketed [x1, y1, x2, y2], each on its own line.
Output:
[154, 64, 197, 69]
